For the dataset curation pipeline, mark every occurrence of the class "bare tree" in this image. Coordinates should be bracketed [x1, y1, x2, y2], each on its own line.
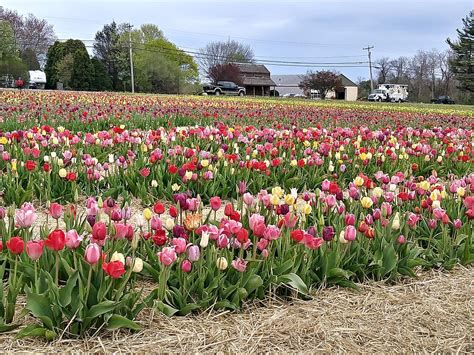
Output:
[439, 50, 454, 96]
[388, 57, 408, 83]
[375, 57, 392, 84]
[198, 39, 254, 79]
[0, 7, 55, 66]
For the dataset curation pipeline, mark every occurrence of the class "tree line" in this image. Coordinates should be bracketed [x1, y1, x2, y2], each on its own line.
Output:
[0, 6, 472, 103]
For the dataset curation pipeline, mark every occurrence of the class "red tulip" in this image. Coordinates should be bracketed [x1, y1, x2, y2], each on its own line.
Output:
[6, 236, 24, 255]
[92, 221, 107, 241]
[153, 202, 165, 214]
[169, 206, 178, 218]
[102, 260, 126, 278]
[25, 160, 36, 171]
[44, 229, 66, 251]
[236, 228, 249, 243]
[290, 229, 304, 243]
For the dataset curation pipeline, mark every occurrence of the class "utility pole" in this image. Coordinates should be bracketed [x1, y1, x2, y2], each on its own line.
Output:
[363, 45, 374, 92]
[128, 24, 135, 94]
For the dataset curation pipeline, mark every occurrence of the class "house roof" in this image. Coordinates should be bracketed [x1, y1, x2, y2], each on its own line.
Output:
[241, 77, 276, 86]
[271, 74, 358, 88]
[232, 63, 271, 75]
[338, 74, 357, 87]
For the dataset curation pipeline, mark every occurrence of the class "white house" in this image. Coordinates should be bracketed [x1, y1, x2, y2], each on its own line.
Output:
[271, 74, 359, 101]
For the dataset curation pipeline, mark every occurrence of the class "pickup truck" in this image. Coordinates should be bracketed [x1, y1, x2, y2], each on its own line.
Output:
[431, 96, 455, 104]
[202, 81, 246, 96]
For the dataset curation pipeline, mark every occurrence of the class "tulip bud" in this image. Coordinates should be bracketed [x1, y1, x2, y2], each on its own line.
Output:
[110, 251, 125, 264]
[131, 234, 139, 251]
[216, 256, 228, 270]
[84, 243, 101, 264]
[132, 257, 143, 273]
[391, 212, 400, 230]
[143, 208, 153, 221]
[181, 259, 192, 273]
[397, 235, 406, 244]
[200, 231, 209, 248]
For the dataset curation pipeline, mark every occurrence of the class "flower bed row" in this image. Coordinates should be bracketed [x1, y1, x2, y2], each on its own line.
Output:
[0, 176, 472, 338]
[0, 121, 472, 205]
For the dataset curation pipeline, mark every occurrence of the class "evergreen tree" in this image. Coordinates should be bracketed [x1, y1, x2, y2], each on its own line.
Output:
[90, 57, 112, 91]
[447, 11, 474, 92]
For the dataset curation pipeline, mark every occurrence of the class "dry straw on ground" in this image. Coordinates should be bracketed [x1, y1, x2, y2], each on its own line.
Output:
[1, 266, 473, 353]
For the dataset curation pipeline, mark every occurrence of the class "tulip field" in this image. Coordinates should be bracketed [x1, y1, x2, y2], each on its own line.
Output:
[0, 89, 473, 342]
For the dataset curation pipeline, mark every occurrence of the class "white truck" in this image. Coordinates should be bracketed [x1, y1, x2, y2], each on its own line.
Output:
[368, 84, 408, 103]
[28, 70, 47, 89]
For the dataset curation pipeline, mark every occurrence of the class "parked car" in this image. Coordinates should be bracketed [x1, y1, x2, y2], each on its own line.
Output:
[431, 96, 455, 104]
[202, 81, 246, 96]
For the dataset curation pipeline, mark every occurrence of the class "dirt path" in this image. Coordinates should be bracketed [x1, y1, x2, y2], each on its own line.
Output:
[2, 266, 473, 353]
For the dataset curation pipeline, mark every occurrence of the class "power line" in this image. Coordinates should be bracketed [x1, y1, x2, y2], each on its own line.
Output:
[363, 45, 374, 91]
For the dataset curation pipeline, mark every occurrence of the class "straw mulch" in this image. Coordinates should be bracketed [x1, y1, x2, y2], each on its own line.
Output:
[2, 266, 473, 353]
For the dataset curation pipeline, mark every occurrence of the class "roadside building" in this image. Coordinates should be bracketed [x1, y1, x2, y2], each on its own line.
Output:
[271, 73, 359, 100]
[232, 63, 276, 96]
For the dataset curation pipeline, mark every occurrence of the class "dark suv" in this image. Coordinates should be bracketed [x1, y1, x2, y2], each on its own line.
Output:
[203, 81, 246, 96]
[431, 96, 455, 104]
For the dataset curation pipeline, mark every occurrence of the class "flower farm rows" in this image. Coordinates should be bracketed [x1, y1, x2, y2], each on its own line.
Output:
[0, 89, 473, 339]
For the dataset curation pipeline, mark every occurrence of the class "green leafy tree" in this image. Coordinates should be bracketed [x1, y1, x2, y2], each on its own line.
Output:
[20, 47, 40, 70]
[121, 24, 198, 93]
[447, 11, 474, 92]
[56, 53, 74, 88]
[0, 20, 28, 84]
[44, 41, 63, 88]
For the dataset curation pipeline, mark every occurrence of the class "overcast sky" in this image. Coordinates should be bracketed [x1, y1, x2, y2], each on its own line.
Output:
[4, 0, 472, 81]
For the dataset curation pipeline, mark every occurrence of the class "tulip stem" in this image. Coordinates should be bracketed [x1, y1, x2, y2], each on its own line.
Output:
[55, 253, 60, 286]
[85, 265, 93, 306]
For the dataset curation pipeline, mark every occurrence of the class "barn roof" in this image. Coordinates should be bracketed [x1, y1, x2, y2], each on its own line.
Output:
[232, 63, 271, 75]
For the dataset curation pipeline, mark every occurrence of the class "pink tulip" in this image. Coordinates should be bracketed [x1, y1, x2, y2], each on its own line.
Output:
[344, 214, 355, 226]
[283, 213, 297, 228]
[381, 202, 392, 217]
[15, 205, 37, 228]
[242, 192, 255, 206]
[428, 219, 438, 229]
[187, 245, 200, 262]
[344, 225, 357, 242]
[158, 247, 177, 266]
[171, 237, 187, 254]
[84, 243, 101, 264]
[231, 258, 248, 272]
[407, 213, 420, 228]
[150, 215, 162, 231]
[397, 235, 406, 244]
[263, 225, 280, 240]
[453, 219, 462, 229]
[433, 208, 446, 220]
[249, 213, 266, 236]
[65, 229, 83, 249]
[181, 259, 192, 273]
[210, 196, 221, 211]
[257, 238, 268, 251]
[49, 202, 63, 219]
[217, 234, 229, 249]
[114, 223, 129, 239]
[26, 240, 44, 260]
[304, 234, 324, 249]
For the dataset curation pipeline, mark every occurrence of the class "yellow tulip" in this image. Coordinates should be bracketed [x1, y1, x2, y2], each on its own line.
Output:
[361, 196, 373, 209]
[143, 208, 153, 221]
